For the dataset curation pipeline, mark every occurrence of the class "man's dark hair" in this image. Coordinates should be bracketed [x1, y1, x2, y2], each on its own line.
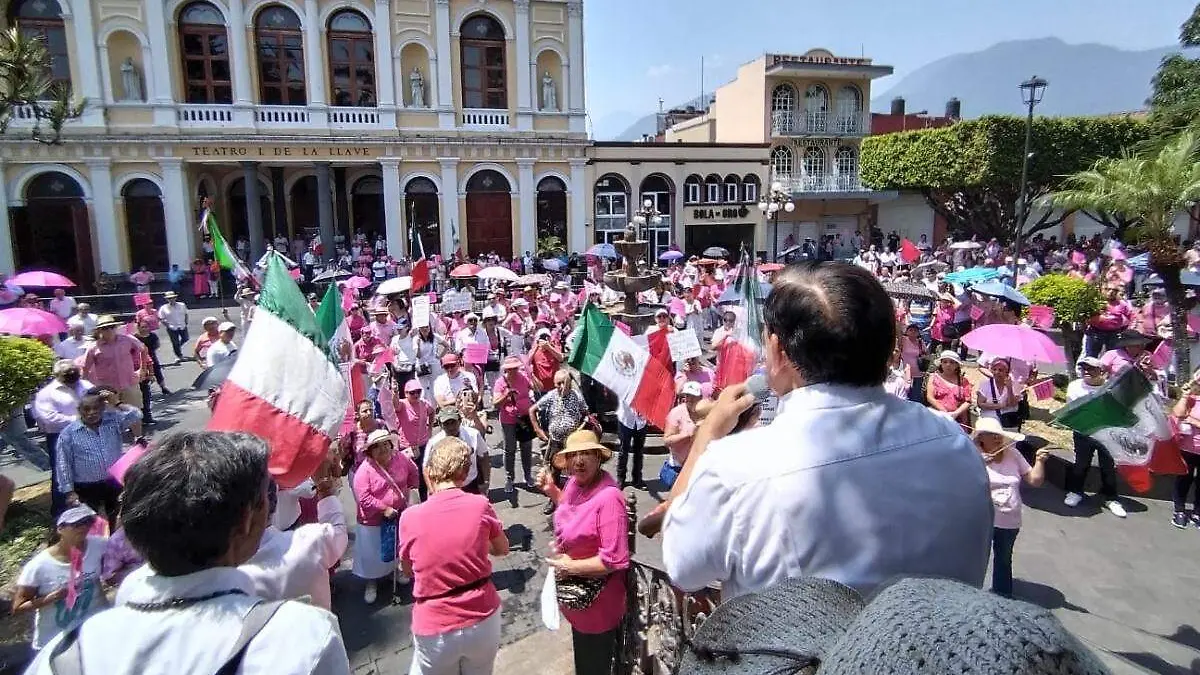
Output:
[763, 261, 896, 387]
[122, 431, 269, 576]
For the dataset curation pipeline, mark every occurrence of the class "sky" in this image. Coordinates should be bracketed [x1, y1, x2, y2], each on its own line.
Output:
[583, 0, 1193, 139]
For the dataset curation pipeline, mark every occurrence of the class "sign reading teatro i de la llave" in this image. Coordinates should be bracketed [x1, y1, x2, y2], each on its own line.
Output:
[185, 145, 378, 161]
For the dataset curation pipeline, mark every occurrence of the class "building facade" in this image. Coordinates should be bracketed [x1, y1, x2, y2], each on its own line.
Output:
[666, 49, 897, 256]
[1, 0, 589, 285]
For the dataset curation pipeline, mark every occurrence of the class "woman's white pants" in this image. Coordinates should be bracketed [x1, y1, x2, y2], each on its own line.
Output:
[408, 610, 502, 675]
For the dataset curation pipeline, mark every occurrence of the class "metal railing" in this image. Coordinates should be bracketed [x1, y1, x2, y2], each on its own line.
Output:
[615, 493, 722, 675]
[771, 110, 870, 137]
[461, 108, 510, 128]
[771, 173, 868, 194]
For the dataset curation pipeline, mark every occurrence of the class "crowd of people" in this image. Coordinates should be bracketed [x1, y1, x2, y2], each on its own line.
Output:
[7, 220, 1200, 675]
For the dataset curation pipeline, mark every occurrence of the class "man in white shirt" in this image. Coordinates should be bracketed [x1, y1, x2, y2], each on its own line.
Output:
[54, 324, 89, 361]
[47, 288, 76, 321]
[426, 406, 490, 493]
[32, 360, 93, 514]
[454, 313, 487, 353]
[66, 303, 98, 336]
[30, 431, 350, 675]
[661, 261, 992, 599]
[206, 322, 239, 367]
[156, 291, 189, 363]
[432, 354, 478, 406]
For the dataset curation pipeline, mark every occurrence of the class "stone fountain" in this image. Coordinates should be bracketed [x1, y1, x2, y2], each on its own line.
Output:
[604, 222, 661, 334]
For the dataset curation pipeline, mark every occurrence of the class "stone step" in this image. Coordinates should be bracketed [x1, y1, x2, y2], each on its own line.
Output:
[493, 625, 573, 675]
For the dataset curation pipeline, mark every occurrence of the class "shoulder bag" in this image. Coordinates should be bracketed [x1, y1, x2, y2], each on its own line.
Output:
[555, 572, 606, 610]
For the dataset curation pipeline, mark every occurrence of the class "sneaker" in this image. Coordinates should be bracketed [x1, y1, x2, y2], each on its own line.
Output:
[364, 581, 377, 603]
[1172, 511, 1190, 529]
[542, 501, 556, 515]
[505, 478, 514, 494]
[1104, 500, 1127, 518]
[161, 388, 172, 396]
[1063, 492, 1083, 508]
[1191, 513, 1200, 528]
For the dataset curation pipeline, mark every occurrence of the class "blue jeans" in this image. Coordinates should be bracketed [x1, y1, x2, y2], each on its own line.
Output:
[991, 527, 1019, 598]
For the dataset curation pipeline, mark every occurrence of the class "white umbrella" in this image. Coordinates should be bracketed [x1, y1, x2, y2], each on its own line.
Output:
[477, 266, 519, 282]
[948, 241, 983, 250]
[376, 276, 412, 295]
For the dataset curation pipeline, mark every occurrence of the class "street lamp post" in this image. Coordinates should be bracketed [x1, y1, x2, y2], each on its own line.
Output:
[1013, 75, 1048, 283]
[759, 181, 795, 261]
[631, 198, 663, 266]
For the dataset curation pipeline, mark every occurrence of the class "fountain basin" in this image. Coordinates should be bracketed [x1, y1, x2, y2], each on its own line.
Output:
[604, 271, 659, 295]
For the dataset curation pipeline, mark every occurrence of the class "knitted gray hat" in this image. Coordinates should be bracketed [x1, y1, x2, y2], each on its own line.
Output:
[678, 577, 1110, 675]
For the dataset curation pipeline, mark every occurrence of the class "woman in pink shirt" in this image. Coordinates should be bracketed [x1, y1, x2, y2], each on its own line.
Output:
[661, 382, 704, 489]
[538, 430, 629, 675]
[400, 437, 509, 675]
[352, 429, 420, 604]
[1086, 287, 1134, 357]
[493, 357, 535, 493]
[394, 379, 435, 501]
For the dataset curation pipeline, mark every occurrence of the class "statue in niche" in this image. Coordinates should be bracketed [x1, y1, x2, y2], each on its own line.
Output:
[409, 67, 425, 107]
[119, 57, 144, 102]
[541, 71, 557, 111]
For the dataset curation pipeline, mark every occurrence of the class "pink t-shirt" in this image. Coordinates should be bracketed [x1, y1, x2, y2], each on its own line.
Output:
[1099, 348, 1135, 375]
[1090, 300, 1132, 331]
[352, 453, 420, 526]
[553, 472, 629, 634]
[394, 399, 433, 449]
[399, 489, 502, 637]
[664, 404, 696, 466]
[83, 334, 145, 391]
[985, 446, 1031, 529]
[493, 373, 533, 424]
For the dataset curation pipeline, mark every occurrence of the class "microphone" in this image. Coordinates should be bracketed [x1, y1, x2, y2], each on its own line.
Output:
[734, 373, 771, 432]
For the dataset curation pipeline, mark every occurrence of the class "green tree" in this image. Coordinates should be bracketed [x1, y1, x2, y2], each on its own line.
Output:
[0, 336, 54, 419]
[1148, 3, 1200, 140]
[536, 235, 564, 257]
[0, 26, 84, 144]
[861, 115, 1150, 243]
[1046, 131, 1200, 375]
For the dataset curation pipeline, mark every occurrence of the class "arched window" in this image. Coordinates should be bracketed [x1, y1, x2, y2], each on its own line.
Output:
[327, 10, 375, 107]
[770, 146, 793, 182]
[179, 2, 231, 104]
[255, 5, 305, 105]
[742, 174, 760, 203]
[724, 174, 741, 203]
[704, 174, 721, 203]
[535, 176, 567, 243]
[804, 146, 827, 191]
[771, 84, 795, 134]
[639, 174, 674, 260]
[836, 86, 862, 134]
[835, 146, 858, 190]
[804, 84, 828, 133]
[593, 173, 629, 241]
[683, 175, 701, 204]
[9, 0, 70, 91]
[460, 14, 506, 109]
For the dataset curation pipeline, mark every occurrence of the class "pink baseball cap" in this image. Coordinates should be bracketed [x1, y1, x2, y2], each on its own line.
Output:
[404, 379, 422, 392]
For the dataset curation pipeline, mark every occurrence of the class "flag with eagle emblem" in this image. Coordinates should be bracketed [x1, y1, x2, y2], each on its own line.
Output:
[568, 304, 675, 428]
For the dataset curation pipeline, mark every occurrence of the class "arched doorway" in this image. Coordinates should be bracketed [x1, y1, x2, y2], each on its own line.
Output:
[12, 171, 94, 286]
[404, 177, 440, 256]
[464, 169, 512, 257]
[228, 176, 270, 248]
[123, 179, 168, 270]
[535, 176, 566, 251]
[351, 175, 383, 241]
[289, 175, 318, 242]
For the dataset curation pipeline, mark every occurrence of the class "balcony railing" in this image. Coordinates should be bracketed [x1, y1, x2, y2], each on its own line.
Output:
[255, 105, 310, 126]
[461, 108, 510, 128]
[772, 173, 869, 194]
[177, 104, 236, 127]
[771, 110, 870, 137]
[328, 106, 380, 128]
[616, 493, 722, 675]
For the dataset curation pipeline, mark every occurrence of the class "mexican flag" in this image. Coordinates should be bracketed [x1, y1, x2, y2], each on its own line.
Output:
[1053, 368, 1184, 492]
[200, 208, 254, 283]
[208, 255, 349, 488]
[715, 249, 765, 390]
[568, 304, 675, 428]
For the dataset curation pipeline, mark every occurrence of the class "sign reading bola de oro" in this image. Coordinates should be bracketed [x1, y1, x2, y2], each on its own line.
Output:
[186, 145, 378, 161]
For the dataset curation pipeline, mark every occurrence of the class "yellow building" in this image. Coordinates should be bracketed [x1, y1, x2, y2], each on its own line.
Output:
[1, 0, 588, 285]
[666, 49, 897, 257]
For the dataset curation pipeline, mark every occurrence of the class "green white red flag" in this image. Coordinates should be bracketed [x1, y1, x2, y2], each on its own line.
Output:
[568, 304, 675, 428]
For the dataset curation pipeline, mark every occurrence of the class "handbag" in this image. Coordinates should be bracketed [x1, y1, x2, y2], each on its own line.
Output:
[514, 415, 536, 443]
[555, 572, 606, 610]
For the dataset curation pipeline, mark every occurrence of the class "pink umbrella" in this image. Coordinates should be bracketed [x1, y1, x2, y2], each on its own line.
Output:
[345, 275, 372, 289]
[960, 323, 1067, 364]
[9, 271, 75, 288]
[450, 263, 482, 278]
[0, 307, 67, 335]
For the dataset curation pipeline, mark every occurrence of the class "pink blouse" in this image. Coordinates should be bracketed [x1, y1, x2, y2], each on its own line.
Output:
[353, 453, 420, 526]
[493, 373, 533, 424]
[553, 472, 629, 634]
[394, 399, 433, 449]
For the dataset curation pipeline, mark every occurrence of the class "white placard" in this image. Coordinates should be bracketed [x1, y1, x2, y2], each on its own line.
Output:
[441, 294, 473, 314]
[411, 296, 430, 328]
[667, 328, 702, 361]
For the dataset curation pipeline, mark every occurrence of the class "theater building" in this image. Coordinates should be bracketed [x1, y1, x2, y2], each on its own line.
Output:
[0, 0, 589, 285]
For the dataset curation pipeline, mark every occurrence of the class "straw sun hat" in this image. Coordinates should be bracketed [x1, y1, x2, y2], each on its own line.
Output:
[551, 429, 612, 470]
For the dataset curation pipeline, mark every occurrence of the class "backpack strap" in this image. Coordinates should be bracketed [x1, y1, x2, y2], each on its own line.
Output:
[214, 600, 287, 675]
[47, 625, 84, 675]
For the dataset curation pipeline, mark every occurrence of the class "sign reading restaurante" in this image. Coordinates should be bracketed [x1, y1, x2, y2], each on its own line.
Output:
[185, 145, 378, 160]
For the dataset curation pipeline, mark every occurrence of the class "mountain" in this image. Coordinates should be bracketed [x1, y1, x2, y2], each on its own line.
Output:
[871, 38, 1179, 118]
[608, 94, 713, 142]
